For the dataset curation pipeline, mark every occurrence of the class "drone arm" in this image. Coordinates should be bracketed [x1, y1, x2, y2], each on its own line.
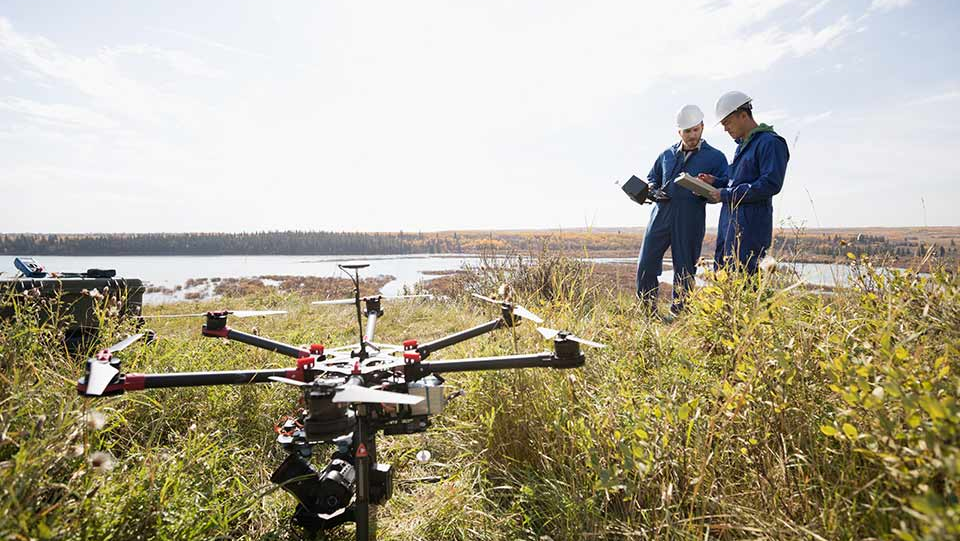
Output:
[415, 318, 505, 360]
[202, 324, 310, 359]
[407, 337, 585, 379]
[78, 368, 295, 396]
[137, 368, 296, 389]
[408, 349, 583, 380]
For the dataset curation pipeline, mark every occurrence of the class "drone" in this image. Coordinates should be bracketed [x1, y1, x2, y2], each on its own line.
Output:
[76, 263, 602, 541]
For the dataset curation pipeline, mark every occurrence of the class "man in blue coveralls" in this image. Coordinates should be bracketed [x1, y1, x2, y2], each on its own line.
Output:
[637, 104, 728, 315]
[698, 91, 790, 273]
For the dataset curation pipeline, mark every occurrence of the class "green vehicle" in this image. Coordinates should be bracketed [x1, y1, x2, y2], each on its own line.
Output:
[0, 257, 144, 349]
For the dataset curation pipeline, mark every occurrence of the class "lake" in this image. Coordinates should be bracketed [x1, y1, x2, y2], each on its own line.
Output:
[0, 254, 865, 304]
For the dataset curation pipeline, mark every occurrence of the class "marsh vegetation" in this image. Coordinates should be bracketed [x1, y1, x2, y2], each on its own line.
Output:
[0, 254, 957, 539]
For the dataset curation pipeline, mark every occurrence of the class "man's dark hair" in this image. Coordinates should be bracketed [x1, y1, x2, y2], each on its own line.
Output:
[736, 102, 753, 119]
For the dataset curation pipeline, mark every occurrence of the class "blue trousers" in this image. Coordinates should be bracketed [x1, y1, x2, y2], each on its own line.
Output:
[714, 202, 773, 274]
[636, 201, 705, 311]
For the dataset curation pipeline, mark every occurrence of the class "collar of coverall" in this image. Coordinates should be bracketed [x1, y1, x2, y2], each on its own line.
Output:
[678, 138, 703, 153]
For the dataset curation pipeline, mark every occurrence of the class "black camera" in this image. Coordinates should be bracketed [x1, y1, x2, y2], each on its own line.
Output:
[271, 455, 356, 515]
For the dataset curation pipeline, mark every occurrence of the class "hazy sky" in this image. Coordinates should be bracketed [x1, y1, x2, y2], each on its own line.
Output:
[1, 0, 957, 233]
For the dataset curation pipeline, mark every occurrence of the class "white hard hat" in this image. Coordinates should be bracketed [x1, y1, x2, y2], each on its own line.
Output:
[714, 90, 752, 123]
[676, 104, 704, 130]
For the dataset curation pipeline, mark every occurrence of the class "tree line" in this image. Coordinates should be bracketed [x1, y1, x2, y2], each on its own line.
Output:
[0, 232, 465, 256]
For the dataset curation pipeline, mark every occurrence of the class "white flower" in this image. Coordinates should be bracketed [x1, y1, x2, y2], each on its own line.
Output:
[759, 255, 779, 272]
[83, 410, 106, 431]
[88, 451, 115, 473]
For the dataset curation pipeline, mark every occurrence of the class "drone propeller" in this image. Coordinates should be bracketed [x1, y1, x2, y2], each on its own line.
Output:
[536, 327, 606, 348]
[270, 375, 423, 405]
[311, 294, 434, 306]
[310, 298, 354, 306]
[107, 333, 145, 353]
[81, 334, 147, 396]
[333, 385, 424, 405]
[85, 361, 119, 396]
[268, 376, 311, 386]
[141, 309, 287, 319]
[471, 293, 544, 324]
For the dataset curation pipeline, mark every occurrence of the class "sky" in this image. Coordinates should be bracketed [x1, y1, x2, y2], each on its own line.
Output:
[0, 0, 957, 233]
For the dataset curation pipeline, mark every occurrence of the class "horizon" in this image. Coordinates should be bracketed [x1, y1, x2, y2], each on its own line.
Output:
[1, 1, 958, 232]
[4, 224, 959, 236]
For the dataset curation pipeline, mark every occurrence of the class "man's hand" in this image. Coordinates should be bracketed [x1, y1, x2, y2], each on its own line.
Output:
[697, 173, 716, 185]
[705, 190, 721, 204]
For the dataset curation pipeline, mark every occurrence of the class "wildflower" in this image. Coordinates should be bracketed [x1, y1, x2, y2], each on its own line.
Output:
[70, 445, 85, 457]
[759, 255, 779, 273]
[82, 288, 103, 299]
[88, 451, 115, 473]
[83, 410, 106, 431]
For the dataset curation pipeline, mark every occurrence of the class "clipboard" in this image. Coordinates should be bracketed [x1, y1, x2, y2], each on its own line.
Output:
[674, 172, 719, 198]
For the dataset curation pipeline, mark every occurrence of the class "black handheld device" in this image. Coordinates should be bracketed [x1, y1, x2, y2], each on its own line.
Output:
[621, 175, 651, 205]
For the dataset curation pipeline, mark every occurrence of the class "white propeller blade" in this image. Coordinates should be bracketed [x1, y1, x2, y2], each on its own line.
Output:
[471, 293, 543, 323]
[230, 310, 287, 318]
[333, 385, 424, 405]
[268, 376, 311, 386]
[512, 305, 544, 324]
[107, 333, 144, 353]
[569, 336, 606, 349]
[537, 327, 561, 340]
[140, 312, 206, 319]
[312, 294, 433, 306]
[142, 309, 286, 319]
[86, 361, 119, 396]
[311, 298, 355, 305]
[536, 327, 606, 348]
[471, 293, 500, 304]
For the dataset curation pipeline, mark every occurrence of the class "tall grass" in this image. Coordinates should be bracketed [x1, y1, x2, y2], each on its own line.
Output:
[0, 255, 957, 540]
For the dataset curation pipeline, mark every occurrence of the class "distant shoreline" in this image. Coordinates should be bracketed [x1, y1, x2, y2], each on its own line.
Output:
[1, 226, 957, 267]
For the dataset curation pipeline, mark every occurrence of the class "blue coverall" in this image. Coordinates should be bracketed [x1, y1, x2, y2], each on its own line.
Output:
[637, 140, 728, 310]
[714, 126, 790, 273]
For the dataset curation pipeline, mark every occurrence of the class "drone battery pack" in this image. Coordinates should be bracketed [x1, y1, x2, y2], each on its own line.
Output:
[674, 172, 719, 198]
[621, 175, 651, 205]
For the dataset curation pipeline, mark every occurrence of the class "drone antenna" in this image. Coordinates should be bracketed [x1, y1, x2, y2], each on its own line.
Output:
[339, 264, 368, 359]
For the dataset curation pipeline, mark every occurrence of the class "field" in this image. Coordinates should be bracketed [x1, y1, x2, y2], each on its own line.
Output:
[0, 254, 958, 540]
